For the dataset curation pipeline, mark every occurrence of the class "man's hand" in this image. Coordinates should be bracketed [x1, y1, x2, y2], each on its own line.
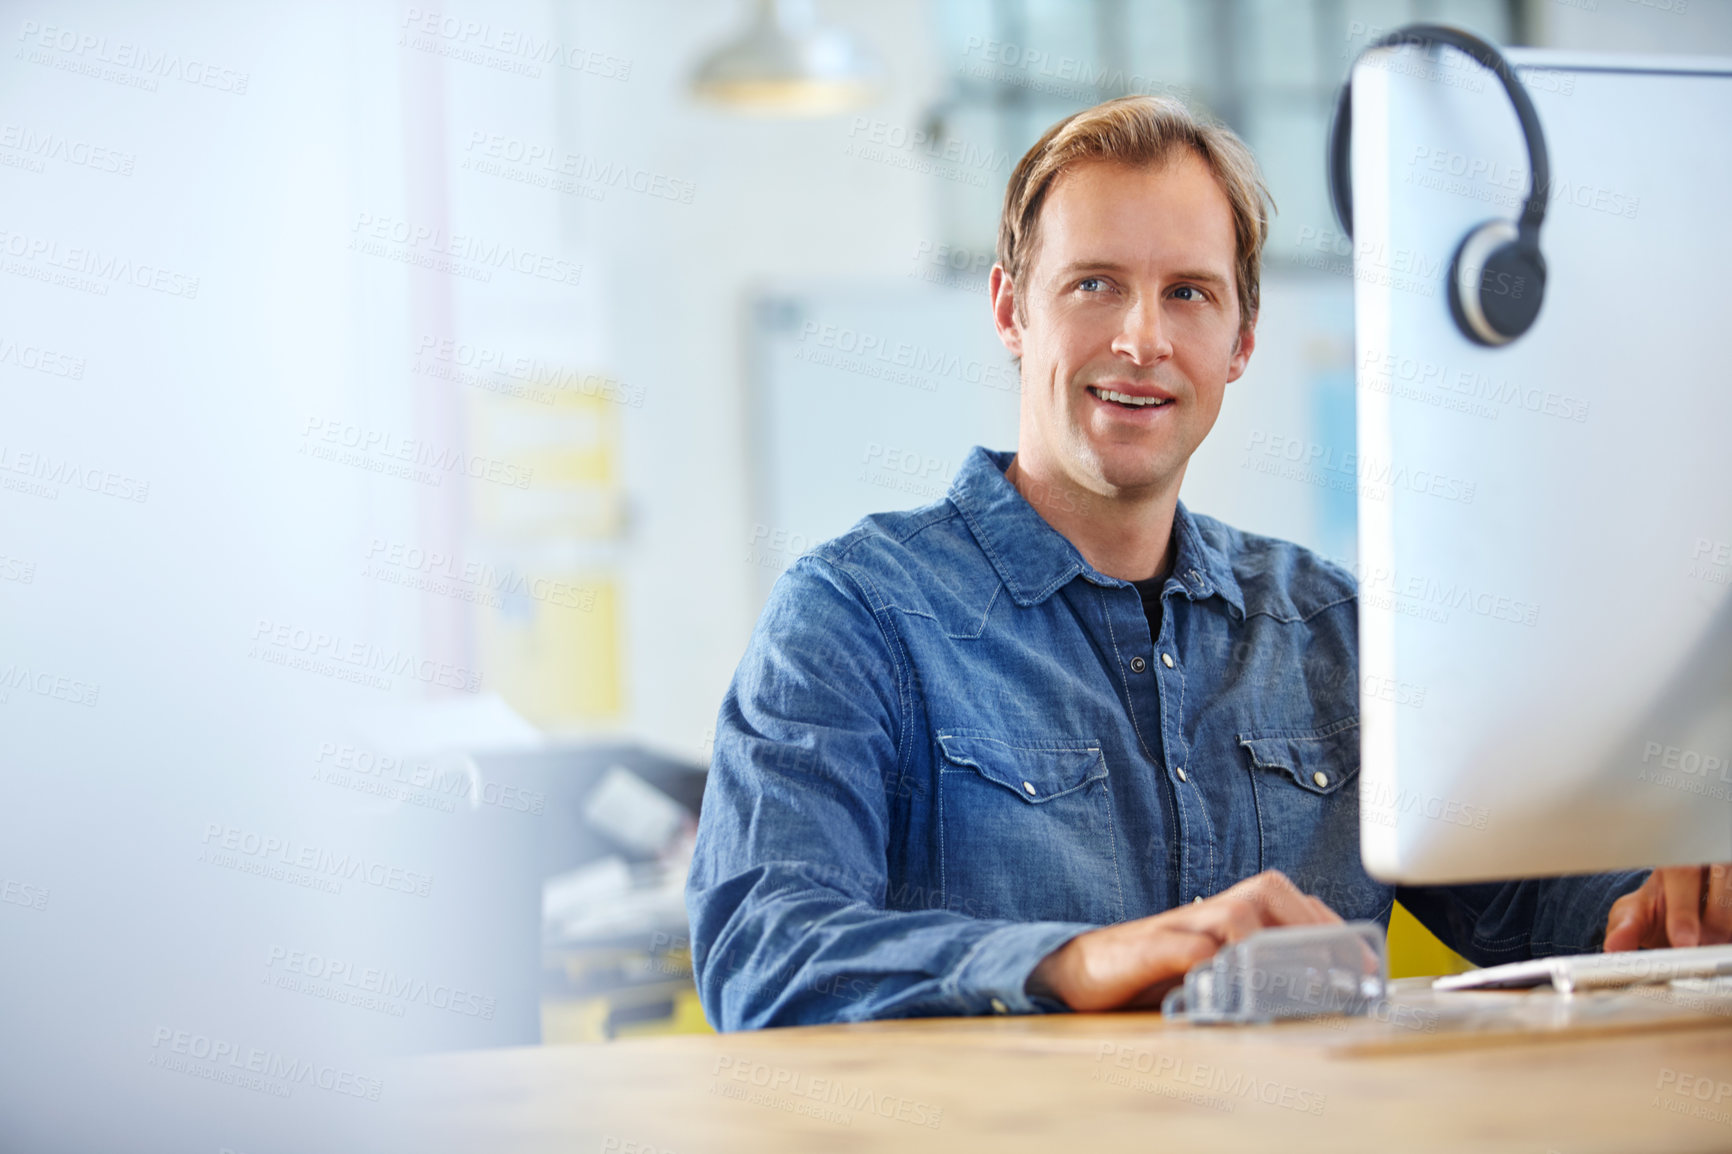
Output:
[1025, 870, 1344, 1012]
[1604, 864, 1732, 951]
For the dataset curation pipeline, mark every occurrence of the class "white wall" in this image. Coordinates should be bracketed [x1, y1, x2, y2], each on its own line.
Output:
[554, 0, 946, 756]
[1530, 0, 1732, 53]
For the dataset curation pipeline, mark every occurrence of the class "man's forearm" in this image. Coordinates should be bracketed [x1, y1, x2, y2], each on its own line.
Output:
[688, 870, 1095, 1029]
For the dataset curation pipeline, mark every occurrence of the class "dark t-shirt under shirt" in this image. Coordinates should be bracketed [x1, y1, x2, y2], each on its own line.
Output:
[1131, 575, 1164, 642]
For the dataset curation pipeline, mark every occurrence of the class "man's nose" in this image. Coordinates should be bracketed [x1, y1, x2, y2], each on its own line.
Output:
[1113, 295, 1173, 364]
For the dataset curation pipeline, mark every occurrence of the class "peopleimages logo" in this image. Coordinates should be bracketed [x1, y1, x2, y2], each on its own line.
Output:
[1405, 146, 1639, 221]
[398, 8, 631, 81]
[14, 20, 251, 94]
[413, 334, 644, 407]
[0, 332, 85, 378]
[843, 117, 1013, 188]
[265, 945, 497, 1020]
[1688, 537, 1731, 587]
[0, 224, 200, 297]
[313, 740, 548, 815]
[1092, 1042, 1326, 1115]
[711, 1056, 944, 1129]
[1, 876, 50, 911]
[461, 131, 694, 204]
[0, 662, 101, 707]
[794, 320, 1017, 393]
[200, 822, 434, 898]
[1361, 780, 1490, 831]
[1242, 430, 1477, 505]
[956, 35, 1192, 103]
[1654, 1067, 1731, 1128]
[909, 240, 994, 291]
[363, 538, 595, 612]
[348, 213, 582, 287]
[300, 417, 533, 490]
[1356, 563, 1539, 628]
[0, 443, 149, 502]
[1358, 345, 1590, 424]
[148, 1027, 382, 1101]
[249, 617, 484, 693]
[1637, 741, 1732, 801]
[0, 123, 135, 176]
[1291, 226, 1440, 298]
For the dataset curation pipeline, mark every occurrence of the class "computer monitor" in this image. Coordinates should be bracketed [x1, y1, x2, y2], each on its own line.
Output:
[1347, 45, 1732, 883]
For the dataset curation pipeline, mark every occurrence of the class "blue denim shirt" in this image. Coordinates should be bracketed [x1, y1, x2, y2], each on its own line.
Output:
[688, 446, 1647, 1030]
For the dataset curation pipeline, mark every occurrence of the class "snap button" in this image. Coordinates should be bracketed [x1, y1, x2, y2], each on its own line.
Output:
[1192, 895, 1203, 904]
[1312, 771, 1329, 788]
[991, 997, 1009, 1014]
[1175, 766, 1188, 783]
[1130, 656, 1147, 673]
[1022, 781, 1037, 796]
[1161, 653, 1175, 668]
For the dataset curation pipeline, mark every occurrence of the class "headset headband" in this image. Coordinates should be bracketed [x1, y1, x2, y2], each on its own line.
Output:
[1329, 24, 1551, 246]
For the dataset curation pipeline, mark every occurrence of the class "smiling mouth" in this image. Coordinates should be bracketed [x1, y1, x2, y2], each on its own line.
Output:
[1088, 386, 1173, 410]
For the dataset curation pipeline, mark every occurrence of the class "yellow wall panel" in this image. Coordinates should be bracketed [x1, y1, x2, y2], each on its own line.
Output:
[479, 575, 622, 724]
[1387, 901, 1475, 980]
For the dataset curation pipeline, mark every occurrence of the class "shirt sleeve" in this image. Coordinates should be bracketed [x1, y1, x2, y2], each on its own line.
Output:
[685, 554, 1097, 1031]
[1395, 870, 1651, 966]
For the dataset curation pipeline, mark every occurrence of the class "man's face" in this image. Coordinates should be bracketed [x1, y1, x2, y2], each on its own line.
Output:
[992, 152, 1254, 498]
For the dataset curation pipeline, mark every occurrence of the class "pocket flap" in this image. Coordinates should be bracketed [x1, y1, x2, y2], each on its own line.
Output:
[936, 733, 1105, 803]
[1236, 718, 1360, 796]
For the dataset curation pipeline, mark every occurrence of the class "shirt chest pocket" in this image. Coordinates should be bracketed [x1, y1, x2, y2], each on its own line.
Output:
[934, 733, 1124, 925]
[1238, 717, 1390, 921]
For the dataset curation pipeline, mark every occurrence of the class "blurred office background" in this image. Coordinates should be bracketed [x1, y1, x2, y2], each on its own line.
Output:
[3, 1, 1730, 1150]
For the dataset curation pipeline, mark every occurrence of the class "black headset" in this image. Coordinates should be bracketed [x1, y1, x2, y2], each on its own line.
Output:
[1328, 24, 1550, 347]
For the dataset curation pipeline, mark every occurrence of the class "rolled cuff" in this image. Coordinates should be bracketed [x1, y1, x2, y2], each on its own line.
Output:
[946, 919, 1098, 1015]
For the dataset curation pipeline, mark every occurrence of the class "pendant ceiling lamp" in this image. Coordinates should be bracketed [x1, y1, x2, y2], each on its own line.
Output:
[690, 0, 884, 116]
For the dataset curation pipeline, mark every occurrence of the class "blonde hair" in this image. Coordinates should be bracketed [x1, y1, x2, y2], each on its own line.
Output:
[996, 95, 1273, 330]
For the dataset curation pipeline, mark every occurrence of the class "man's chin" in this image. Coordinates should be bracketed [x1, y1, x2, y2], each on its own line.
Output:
[1075, 445, 1182, 497]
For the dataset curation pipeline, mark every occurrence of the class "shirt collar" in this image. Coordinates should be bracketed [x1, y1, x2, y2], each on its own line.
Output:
[947, 446, 1245, 616]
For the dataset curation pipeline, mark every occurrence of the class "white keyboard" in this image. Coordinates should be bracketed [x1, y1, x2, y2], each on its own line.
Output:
[1433, 944, 1732, 993]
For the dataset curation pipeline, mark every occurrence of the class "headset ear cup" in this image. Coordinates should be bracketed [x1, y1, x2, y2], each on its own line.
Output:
[1449, 221, 1547, 345]
[1481, 244, 1546, 341]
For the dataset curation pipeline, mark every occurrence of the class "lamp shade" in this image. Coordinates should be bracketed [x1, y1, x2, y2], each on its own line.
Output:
[690, 0, 883, 116]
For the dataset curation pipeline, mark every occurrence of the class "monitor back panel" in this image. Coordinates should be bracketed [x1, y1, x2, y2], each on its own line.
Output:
[1351, 48, 1732, 882]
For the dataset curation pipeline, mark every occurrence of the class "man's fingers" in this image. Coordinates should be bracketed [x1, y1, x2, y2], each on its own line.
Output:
[1607, 876, 1648, 949]
[1603, 874, 1661, 952]
[1662, 866, 1705, 948]
[1129, 930, 1222, 1010]
[1059, 922, 1222, 1013]
[1167, 882, 1344, 959]
[1174, 897, 1269, 946]
[1307, 894, 1346, 925]
[1602, 902, 1642, 952]
[1221, 870, 1339, 927]
[1702, 865, 1732, 945]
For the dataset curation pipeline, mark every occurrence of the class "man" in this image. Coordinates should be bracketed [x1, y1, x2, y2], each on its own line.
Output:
[686, 96, 1728, 1031]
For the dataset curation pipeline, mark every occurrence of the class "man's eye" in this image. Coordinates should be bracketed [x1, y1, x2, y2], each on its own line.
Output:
[1077, 277, 1108, 293]
[1171, 285, 1204, 301]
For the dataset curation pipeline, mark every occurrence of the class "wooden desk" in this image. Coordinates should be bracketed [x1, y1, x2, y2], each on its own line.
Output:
[387, 978, 1732, 1153]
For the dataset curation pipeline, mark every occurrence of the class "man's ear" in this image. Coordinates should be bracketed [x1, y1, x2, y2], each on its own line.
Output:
[990, 264, 1023, 358]
[1225, 318, 1256, 383]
